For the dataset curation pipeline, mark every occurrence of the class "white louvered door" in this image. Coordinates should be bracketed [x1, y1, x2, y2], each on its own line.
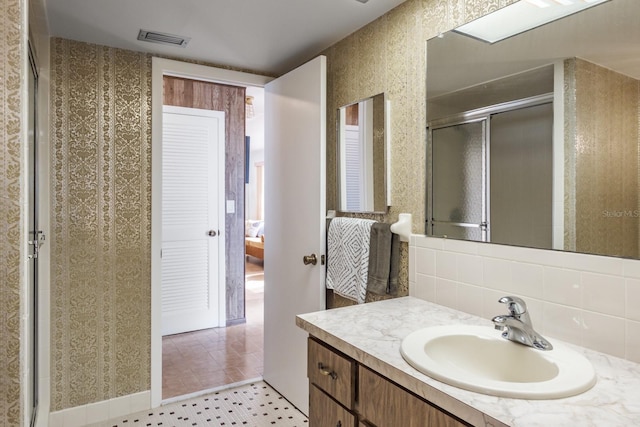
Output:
[161, 106, 225, 336]
[342, 124, 364, 211]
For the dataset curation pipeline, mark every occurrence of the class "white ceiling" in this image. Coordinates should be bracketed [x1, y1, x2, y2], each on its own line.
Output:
[44, 0, 407, 76]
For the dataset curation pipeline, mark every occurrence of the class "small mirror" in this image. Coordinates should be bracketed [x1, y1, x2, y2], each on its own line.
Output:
[337, 93, 389, 213]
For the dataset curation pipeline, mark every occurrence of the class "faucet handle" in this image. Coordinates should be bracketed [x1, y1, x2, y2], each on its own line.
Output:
[498, 296, 527, 316]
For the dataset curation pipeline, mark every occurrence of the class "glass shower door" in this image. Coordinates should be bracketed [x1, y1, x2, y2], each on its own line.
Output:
[429, 120, 487, 241]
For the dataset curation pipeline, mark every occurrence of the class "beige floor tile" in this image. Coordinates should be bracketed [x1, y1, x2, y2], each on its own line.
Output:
[162, 259, 264, 399]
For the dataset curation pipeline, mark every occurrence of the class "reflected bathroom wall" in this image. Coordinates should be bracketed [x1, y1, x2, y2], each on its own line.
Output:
[565, 58, 640, 258]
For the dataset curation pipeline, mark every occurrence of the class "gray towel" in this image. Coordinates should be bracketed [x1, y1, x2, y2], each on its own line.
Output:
[367, 223, 400, 296]
[388, 232, 400, 295]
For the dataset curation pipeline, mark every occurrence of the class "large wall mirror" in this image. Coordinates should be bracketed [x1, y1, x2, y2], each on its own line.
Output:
[426, 0, 640, 259]
[337, 93, 389, 213]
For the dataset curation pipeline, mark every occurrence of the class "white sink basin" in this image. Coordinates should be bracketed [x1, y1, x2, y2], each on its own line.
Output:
[400, 325, 596, 399]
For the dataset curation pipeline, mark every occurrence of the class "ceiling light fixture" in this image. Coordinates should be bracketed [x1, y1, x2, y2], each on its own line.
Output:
[137, 29, 190, 47]
[454, 0, 609, 43]
[355, 0, 370, 3]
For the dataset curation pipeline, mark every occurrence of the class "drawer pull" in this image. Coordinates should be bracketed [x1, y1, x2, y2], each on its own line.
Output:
[318, 362, 338, 380]
[336, 422, 342, 427]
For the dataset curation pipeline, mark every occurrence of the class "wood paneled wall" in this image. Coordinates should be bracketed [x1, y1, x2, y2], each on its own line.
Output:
[345, 103, 359, 126]
[163, 76, 247, 323]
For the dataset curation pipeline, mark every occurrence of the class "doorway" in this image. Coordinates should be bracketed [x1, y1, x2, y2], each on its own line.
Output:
[151, 58, 272, 405]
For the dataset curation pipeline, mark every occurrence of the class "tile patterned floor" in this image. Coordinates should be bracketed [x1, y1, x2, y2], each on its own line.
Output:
[162, 259, 265, 399]
[91, 381, 308, 427]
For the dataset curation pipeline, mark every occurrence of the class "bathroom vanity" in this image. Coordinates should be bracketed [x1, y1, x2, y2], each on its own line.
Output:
[308, 337, 467, 427]
[296, 297, 640, 426]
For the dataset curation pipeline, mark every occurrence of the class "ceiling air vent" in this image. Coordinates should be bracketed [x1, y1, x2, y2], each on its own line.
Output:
[137, 29, 190, 48]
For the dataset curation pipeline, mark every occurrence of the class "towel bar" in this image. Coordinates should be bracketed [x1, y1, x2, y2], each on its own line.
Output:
[390, 213, 411, 242]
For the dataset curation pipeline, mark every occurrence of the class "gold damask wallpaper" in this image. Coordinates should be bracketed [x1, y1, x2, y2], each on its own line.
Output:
[50, 38, 152, 410]
[1, 0, 25, 424]
[565, 58, 640, 258]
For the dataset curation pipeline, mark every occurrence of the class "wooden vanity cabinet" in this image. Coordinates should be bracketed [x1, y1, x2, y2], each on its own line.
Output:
[308, 337, 357, 427]
[307, 337, 471, 427]
[308, 337, 356, 408]
[358, 366, 469, 427]
[310, 384, 357, 427]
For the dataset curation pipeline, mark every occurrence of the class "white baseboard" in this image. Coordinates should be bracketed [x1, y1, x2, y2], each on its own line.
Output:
[161, 377, 263, 405]
[48, 390, 150, 427]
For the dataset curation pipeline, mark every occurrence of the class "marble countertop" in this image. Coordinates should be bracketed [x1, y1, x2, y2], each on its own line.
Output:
[296, 297, 640, 427]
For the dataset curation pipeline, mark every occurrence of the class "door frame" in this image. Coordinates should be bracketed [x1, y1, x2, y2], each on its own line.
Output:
[26, 40, 40, 427]
[151, 57, 272, 407]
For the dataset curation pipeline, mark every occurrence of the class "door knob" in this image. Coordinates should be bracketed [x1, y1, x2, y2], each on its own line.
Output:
[208, 230, 218, 237]
[303, 254, 317, 265]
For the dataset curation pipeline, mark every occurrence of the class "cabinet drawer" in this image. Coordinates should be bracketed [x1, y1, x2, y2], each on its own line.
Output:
[308, 337, 356, 409]
[358, 366, 470, 427]
[309, 385, 357, 427]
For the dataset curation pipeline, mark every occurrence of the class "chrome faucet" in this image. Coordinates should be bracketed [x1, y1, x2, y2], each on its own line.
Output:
[492, 296, 553, 351]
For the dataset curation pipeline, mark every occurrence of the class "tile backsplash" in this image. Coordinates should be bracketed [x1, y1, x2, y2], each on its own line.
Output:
[410, 235, 640, 363]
